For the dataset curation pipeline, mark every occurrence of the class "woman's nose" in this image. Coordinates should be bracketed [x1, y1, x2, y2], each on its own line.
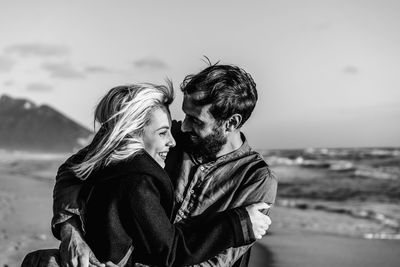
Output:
[167, 132, 176, 147]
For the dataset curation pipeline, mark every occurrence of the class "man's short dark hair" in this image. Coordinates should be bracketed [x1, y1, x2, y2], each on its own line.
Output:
[181, 63, 258, 128]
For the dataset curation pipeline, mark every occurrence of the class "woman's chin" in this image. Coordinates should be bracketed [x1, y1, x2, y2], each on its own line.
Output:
[157, 160, 166, 168]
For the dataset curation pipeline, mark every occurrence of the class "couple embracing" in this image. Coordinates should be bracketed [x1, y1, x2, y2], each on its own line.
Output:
[23, 62, 277, 267]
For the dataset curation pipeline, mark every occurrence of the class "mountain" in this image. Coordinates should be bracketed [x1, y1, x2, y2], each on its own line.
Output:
[0, 94, 93, 152]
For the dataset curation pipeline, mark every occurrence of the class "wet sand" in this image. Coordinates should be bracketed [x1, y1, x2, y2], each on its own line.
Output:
[0, 155, 61, 266]
[0, 174, 59, 266]
[251, 229, 400, 267]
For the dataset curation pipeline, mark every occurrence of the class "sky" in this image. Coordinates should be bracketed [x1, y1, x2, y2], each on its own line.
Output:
[0, 0, 399, 149]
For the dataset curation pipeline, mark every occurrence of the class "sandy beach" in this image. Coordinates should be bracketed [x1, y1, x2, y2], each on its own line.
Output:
[1, 153, 400, 267]
[0, 171, 59, 265]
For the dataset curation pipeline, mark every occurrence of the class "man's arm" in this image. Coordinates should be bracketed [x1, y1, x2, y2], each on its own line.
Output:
[52, 147, 105, 267]
[191, 170, 278, 267]
[52, 146, 88, 239]
[58, 217, 105, 267]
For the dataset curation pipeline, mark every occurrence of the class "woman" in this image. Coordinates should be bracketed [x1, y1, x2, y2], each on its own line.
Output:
[72, 82, 270, 266]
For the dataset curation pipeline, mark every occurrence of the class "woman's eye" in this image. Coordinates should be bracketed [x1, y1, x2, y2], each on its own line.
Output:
[159, 131, 167, 136]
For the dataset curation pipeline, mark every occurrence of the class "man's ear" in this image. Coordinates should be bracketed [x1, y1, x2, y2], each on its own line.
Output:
[225, 114, 242, 132]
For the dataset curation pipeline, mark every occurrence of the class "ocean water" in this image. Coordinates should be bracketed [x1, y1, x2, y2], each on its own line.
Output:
[260, 147, 400, 239]
[0, 149, 68, 182]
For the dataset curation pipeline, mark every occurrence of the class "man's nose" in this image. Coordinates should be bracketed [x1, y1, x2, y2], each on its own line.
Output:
[181, 116, 191, 133]
[181, 117, 193, 133]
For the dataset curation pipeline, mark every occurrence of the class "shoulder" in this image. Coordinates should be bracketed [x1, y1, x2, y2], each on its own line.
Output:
[234, 151, 278, 203]
[93, 150, 170, 189]
[118, 150, 167, 176]
[240, 151, 277, 185]
[99, 152, 172, 196]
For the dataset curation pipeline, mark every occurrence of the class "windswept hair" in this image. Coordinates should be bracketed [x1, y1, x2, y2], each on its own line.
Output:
[73, 82, 174, 180]
[181, 63, 257, 128]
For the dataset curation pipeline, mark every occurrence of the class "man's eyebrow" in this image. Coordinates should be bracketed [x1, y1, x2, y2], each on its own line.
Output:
[187, 115, 203, 123]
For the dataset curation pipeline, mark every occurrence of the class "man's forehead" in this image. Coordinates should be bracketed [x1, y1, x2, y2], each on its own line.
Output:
[182, 94, 212, 119]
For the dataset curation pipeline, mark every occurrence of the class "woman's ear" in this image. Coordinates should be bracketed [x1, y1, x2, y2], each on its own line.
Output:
[225, 114, 242, 132]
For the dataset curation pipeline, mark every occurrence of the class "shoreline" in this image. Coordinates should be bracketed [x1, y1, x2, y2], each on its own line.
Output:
[272, 199, 400, 240]
[251, 228, 400, 267]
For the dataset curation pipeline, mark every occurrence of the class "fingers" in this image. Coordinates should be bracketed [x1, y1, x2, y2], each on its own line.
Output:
[78, 253, 89, 267]
[105, 261, 119, 267]
[251, 202, 271, 211]
[262, 215, 272, 231]
[260, 228, 267, 236]
[70, 258, 79, 267]
[255, 228, 267, 239]
[265, 214, 272, 226]
[89, 252, 105, 267]
[254, 227, 268, 239]
[253, 214, 272, 239]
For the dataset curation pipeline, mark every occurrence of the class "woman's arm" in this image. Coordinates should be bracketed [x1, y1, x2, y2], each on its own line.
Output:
[122, 174, 267, 267]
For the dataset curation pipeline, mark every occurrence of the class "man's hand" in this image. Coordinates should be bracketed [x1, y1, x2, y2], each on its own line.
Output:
[59, 219, 105, 267]
[104, 262, 119, 267]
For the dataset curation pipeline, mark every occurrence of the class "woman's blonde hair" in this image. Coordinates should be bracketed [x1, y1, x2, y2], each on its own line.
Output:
[72, 82, 174, 179]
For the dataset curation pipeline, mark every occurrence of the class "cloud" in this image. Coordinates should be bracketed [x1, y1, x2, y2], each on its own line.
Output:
[343, 65, 359, 75]
[0, 56, 15, 72]
[3, 80, 14, 87]
[85, 65, 112, 74]
[133, 57, 168, 70]
[26, 82, 54, 92]
[5, 43, 69, 57]
[42, 62, 85, 79]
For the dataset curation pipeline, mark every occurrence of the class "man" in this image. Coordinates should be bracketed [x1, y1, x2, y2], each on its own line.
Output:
[27, 63, 277, 267]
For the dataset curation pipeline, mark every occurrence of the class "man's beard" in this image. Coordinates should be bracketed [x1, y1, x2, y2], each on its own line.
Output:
[187, 126, 227, 161]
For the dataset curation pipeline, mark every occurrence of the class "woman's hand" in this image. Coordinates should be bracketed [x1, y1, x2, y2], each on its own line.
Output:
[245, 202, 272, 239]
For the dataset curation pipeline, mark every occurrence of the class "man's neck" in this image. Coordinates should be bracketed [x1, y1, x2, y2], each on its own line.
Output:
[215, 132, 243, 158]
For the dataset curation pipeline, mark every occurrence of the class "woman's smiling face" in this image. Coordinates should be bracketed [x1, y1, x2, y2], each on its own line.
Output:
[142, 107, 176, 168]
